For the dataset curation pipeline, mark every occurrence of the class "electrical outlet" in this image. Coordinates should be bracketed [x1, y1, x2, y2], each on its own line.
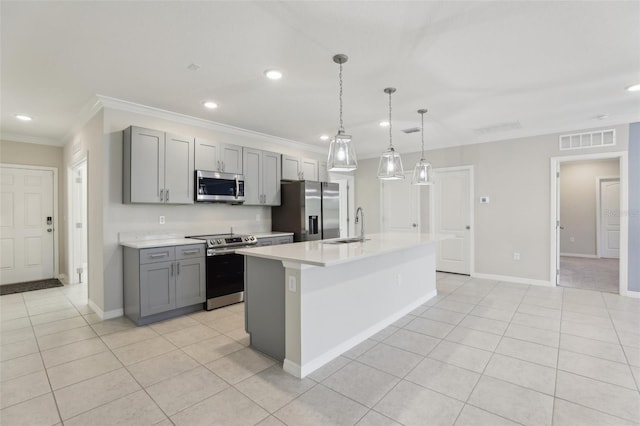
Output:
[570, 237, 575, 242]
[513, 252, 520, 261]
[159, 216, 165, 225]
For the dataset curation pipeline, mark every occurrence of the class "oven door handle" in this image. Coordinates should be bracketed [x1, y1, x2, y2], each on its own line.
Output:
[208, 245, 256, 256]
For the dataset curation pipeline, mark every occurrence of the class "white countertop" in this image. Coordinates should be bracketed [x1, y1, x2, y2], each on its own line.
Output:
[120, 238, 204, 249]
[236, 233, 451, 267]
[253, 232, 294, 238]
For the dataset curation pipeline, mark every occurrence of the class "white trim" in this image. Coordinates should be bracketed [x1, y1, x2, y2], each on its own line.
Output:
[550, 151, 628, 295]
[0, 163, 59, 281]
[621, 290, 640, 299]
[95, 95, 326, 155]
[472, 272, 553, 287]
[286, 289, 437, 378]
[429, 165, 475, 276]
[560, 253, 598, 259]
[57, 273, 69, 285]
[595, 176, 620, 259]
[0, 133, 61, 146]
[88, 299, 124, 320]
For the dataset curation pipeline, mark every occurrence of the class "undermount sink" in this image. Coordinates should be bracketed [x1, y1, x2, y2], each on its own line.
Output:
[323, 237, 370, 244]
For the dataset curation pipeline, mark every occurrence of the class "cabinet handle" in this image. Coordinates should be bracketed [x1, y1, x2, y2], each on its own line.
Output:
[221, 161, 225, 171]
[159, 189, 164, 202]
[177, 262, 180, 275]
[166, 189, 169, 202]
[182, 249, 199, 255]
[217, 160, 220, 171]
[149, 252, 169, 258]
[171, 263, 174, 276]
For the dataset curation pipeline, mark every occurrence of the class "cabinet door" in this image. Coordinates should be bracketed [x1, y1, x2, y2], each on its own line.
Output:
[243, 148, 262, 205]
[256, 237, 274, 247]
[195, 138, 219, 171]
[140, 261, 176, 316]
[281, 155, 300, 180]
[262, 150, 282, 205]
[129, 127, 165, 203]
[275, 236, 293, 245]
[220, 144, 243, 174]
[175, 258, 205, 308]
[165, 133, 195, 204]
[301, 158, 319, 181]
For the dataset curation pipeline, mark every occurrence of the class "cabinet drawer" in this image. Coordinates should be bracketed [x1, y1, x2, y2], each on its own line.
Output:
[275, 236, 293, 245]
[176, 244, 205, 260]
[140, 247, 175, 264]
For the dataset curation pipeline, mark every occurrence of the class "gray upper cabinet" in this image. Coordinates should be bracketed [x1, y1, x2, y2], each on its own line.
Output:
[282, 155, 319, 181]
[123, 126, 194, 204]
[243, 148, 281, 206]
[195, 138, 243, 174]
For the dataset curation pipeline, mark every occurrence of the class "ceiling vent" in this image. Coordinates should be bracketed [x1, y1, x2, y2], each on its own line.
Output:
[473, 121, 522, 136]
[559, 129, 615, 150]
[402, 127, 420, 134]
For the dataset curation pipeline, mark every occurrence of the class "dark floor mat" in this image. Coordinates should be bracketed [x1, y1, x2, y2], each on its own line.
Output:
[0, 278, 64, 295]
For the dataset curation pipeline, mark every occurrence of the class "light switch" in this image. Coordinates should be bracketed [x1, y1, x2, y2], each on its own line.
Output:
[288, 276, 297, 292]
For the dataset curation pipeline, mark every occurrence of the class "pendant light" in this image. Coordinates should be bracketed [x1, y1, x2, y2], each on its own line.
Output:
[327, 54, 357, 172]
[377, 87, 405, 180]
[412, 109, 434, 185]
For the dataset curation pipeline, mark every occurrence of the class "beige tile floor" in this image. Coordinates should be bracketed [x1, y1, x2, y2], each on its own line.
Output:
[1, 274, 639, 426]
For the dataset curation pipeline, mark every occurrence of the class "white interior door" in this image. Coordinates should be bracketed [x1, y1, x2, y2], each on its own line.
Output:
[0, 167, 55, 284]
[381, 174, 420, 233]
[599, 178, 620, 259]
[432, 167, 472, 274]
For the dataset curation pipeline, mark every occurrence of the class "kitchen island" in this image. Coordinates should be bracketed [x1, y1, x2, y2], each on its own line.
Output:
[236, 232, 450, 378]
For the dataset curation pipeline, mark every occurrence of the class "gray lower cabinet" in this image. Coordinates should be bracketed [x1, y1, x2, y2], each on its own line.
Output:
[256, 235, 293, 247]
[124, 244, 205, 325]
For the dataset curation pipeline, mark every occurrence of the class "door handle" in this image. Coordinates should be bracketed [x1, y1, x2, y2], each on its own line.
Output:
[412, 223, 417, 228]
[466, 226, 470, 230]
[47, 228, 53, 232]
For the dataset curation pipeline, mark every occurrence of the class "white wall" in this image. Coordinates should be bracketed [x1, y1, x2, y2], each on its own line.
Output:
[559, 159, 619, 256]
[355, 124, 629, 283]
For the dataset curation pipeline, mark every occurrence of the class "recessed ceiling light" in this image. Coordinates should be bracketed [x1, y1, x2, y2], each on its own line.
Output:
[320, 135, 329, 141]
[264, 69, 283, 80]
[379, 121, 389, 127]
[15, 114, 32, 121]
[626, 83, 640, 92]
[203, 101, 218, 109]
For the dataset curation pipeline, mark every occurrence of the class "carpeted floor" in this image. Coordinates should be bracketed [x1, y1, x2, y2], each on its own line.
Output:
[0, 278, 63, 295]
[559, 256, 619, 293]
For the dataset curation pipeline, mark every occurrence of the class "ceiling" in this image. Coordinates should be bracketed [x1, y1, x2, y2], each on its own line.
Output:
[2, 1, 639, 159]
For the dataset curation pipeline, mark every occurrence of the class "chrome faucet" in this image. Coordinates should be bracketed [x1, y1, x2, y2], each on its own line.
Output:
[355, 207, 365, 241]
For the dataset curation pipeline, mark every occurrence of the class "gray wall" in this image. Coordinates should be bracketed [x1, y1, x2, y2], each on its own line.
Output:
[559, 159, 619, 256]
[355, 124, 629, 284]
[629, 122, 640, 292]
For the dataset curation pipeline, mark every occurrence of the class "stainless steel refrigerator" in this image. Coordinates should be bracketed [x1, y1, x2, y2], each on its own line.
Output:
[272, 181, 339, 242]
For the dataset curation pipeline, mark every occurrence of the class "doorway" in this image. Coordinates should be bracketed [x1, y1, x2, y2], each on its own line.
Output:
[0, 165, 57, 285]
[68, 159, 88, 285]
[551, 153, 628, 294]
[329, 173, 355, 238]
[430, 166, 474, 275]
[380, 172, 420, 233]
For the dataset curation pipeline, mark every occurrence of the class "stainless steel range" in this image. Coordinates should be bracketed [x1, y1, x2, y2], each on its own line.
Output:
[187, 233, 257, 310]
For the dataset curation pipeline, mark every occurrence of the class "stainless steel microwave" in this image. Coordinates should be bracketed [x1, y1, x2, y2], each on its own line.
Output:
[195, 170, 245, 204]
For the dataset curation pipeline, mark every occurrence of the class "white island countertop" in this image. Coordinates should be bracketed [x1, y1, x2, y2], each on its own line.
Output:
[120, 238, 203, 249]
[236, 232, 451, 267]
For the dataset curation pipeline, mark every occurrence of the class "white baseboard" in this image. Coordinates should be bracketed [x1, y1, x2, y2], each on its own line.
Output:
[88, 300, 124, 320]
[560, 253, 598, 259]
[471, 272, 553, 287]
[621, 290, 640, 299]
[290, 289, 438, 378]
[57, 274, 69, 285]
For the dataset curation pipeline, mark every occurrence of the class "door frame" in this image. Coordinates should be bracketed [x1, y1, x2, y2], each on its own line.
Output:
[0, 163, 59, 281]
[596, 176, 620, 259]
[379, 171, 421, 233]
[67, 156, 89, 285]
[429, 165, 475, 276]
[550, 152, 628, 296]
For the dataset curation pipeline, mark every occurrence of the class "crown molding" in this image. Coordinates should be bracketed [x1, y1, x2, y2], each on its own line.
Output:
[94, 95, 326, 155]
[0, 132, 61, 146]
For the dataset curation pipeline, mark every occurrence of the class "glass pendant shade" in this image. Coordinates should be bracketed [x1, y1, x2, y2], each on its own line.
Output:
[327, 131, 357, 171]
[412, 158, 434, 185]
[377, 147, 405, 180]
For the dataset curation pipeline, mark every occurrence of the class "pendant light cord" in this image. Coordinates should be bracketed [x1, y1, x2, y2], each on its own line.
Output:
[388, 90, 393, 148]
[420, 111, 425, 160]
[338, 62, 344, 134]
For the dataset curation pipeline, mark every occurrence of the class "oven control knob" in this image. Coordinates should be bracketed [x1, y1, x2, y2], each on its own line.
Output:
[217, 239, 223, 244]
